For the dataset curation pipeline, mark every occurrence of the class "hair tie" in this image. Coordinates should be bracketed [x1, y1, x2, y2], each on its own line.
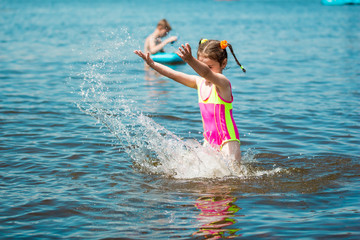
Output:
[200, 38, 208, 44]
[220, 40, 228, 49]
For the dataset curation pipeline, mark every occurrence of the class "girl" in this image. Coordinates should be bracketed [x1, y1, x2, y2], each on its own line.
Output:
[134, 39, 246, 168]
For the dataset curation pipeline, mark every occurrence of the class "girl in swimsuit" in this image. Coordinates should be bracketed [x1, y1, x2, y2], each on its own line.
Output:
[134, 39, 246, 168]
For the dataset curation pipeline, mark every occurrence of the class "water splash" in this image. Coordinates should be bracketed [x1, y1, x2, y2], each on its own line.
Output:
[73, 29, 283, 179]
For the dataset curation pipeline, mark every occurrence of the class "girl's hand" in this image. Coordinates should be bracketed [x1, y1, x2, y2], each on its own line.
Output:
[134, 50, 155, 66]
[177, 43, 193, 62]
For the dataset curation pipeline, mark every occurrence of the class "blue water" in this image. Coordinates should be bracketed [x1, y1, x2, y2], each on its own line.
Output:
[1, 0, 360, 239]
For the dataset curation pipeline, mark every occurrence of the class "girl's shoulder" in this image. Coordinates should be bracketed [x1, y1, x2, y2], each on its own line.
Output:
[217, 73, 232, 89]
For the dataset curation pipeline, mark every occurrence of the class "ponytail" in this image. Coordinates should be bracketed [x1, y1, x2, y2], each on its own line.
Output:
[228, 43, 246, 73]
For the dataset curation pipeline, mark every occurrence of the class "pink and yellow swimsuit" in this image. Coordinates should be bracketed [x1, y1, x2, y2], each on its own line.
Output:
[198, 79, 240, 148]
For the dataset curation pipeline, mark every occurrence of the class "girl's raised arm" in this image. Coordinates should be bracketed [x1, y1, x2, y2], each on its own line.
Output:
[134, 50, 198, 89]
[177, 44, 229, 89]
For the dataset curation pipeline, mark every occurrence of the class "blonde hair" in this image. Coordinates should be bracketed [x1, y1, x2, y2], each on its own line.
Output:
[157, 19, 172, 31]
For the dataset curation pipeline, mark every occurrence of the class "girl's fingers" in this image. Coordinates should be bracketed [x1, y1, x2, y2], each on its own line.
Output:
[179, 44, 191, 55]
[134, 50, 149, 62]
[179, 45, 188, 55]
[134, 50, 144, 58]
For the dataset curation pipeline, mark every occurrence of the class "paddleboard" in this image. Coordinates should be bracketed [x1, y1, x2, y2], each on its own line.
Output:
[150, 52, 184, 64]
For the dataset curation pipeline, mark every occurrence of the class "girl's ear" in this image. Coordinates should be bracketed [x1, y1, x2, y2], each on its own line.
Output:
[221, 58, 228, 70]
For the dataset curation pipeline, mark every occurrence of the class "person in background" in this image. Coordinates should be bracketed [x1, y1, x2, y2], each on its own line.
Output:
[144, 19, 178, 55]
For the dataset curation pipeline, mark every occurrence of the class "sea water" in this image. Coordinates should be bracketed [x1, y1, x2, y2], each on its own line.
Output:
[1, 0, 360, 239]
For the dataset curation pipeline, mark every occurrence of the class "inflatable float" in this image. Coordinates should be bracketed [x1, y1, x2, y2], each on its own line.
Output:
[322, 0, 360, 5]
[150, 52, 184, 64]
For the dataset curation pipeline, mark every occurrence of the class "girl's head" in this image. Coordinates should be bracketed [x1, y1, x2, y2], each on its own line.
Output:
[197, 39, 246, 73]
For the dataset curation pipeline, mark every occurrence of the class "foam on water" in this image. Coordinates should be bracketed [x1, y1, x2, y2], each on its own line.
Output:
[74, 30, 283, 179]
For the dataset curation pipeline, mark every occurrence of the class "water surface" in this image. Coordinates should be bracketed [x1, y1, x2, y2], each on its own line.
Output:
[1, 0, 360, 239]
